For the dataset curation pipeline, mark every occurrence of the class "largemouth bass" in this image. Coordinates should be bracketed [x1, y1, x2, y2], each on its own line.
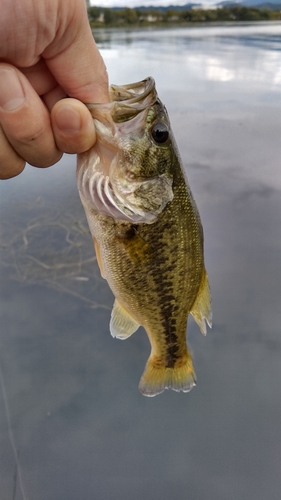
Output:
[77, 77, 212, 397]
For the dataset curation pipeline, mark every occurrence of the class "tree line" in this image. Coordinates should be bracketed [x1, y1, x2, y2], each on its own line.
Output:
[88, 5, 281, 26]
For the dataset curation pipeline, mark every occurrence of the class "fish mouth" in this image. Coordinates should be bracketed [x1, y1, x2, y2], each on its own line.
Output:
[86, 77, 157, 123]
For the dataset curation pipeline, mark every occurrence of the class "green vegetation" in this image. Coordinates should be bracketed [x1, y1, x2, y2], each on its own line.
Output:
[88, 5, 281, 27]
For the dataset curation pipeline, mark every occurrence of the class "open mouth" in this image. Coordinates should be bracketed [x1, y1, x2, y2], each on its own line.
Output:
[85, 77, 157, 123]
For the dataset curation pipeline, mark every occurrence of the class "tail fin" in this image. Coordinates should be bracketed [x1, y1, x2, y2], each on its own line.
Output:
[138, 354, 196, 397]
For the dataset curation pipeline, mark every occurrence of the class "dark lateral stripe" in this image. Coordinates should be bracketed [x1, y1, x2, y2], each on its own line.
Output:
[165, 343, 180, 368]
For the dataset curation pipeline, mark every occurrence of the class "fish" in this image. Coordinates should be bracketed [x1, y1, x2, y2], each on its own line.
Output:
[76, 77, 212, 397]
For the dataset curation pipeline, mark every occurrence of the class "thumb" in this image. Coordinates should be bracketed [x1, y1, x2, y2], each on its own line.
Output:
[43, 4, 109, 104]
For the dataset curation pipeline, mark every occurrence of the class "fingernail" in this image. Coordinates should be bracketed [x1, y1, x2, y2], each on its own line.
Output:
[55, 107, 81, 133]
[0, 67, 25, 111]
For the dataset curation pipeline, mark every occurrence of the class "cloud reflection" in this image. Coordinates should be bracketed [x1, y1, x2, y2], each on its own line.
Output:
[99, 25, 281, 91]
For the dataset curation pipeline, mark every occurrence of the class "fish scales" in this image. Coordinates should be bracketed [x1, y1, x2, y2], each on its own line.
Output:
[77, 77, 212, 396]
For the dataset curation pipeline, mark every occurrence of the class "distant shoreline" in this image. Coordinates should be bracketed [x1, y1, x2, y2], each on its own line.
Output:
[90, 20, 281, 30]
[88, 5, 281, 28]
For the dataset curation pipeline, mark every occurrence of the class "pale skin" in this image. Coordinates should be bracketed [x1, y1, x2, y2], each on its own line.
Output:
[0, 0, 109, 179]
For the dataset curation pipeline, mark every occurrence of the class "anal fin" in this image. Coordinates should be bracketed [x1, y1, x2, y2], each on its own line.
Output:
[190, 267, 212, 335]
[110, 299, 140, 340]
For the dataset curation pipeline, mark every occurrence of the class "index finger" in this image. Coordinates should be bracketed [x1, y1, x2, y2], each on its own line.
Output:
[43, 3, 109, 104]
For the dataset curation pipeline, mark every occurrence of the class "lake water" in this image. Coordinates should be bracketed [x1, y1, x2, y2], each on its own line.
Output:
[1, 23, 281, 500]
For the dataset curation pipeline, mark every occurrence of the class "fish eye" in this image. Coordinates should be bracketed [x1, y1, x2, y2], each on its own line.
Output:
[151, 122, 169, 144]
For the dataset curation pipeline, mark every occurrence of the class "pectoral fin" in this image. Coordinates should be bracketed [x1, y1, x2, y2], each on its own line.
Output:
[190, 268, 212, 335]
[110, 299, 140, 340]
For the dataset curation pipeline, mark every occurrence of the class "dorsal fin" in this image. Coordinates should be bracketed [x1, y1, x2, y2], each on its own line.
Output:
[190, 268, 212, 335]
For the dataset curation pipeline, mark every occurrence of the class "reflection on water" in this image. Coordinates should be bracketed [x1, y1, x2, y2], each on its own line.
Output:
[1, 24, 281, 500]
[97, 24, 281, 93]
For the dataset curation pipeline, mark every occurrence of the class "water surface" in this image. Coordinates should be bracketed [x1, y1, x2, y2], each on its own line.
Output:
[1, 24, 281, 500]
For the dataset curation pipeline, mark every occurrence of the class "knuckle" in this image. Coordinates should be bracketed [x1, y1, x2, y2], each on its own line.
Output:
[11, 119, 46, 144]
[0, 126, 26, 179]
[0, 157, 25, 179]
[4, 120, 62, 167]
[28, 149, 63, 168]
[0, 100, 63, 171]
[1, 104, 52, 149]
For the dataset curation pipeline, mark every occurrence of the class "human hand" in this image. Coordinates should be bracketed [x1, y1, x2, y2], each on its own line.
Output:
[0, 0, 109, 179]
